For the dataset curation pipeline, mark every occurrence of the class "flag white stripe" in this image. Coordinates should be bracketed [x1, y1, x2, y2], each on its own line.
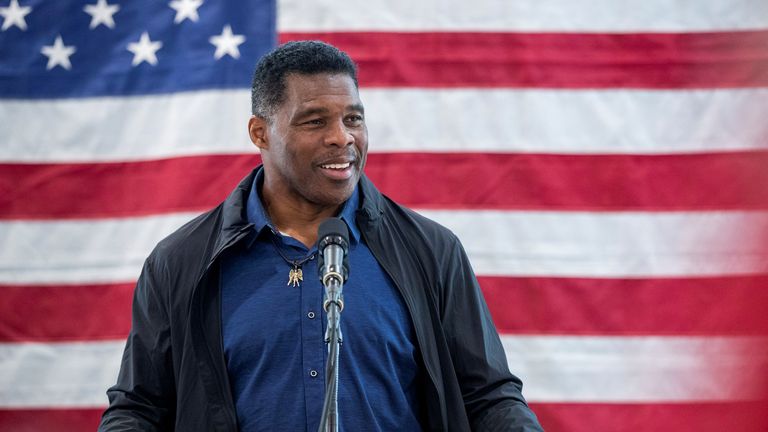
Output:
[503, 335, 768, 402]
[2, 210, 766, 284]
[0, 90, 251, 163]
[0, 213, 199, 284]
[366, 88, 768, 155]
[2, 88, 766, 162]
[0, 341, 122, 408]
[277, 0, 768, 32]
[2, 335, 765, 407]
[421, 209, 768, 277]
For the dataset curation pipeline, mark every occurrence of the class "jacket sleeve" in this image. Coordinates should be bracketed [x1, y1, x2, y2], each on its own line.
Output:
[98, 254, 176, 431]
[440, 235, 543, 432]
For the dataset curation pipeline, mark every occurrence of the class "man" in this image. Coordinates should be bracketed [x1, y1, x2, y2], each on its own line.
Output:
[99, 41, 542, 431]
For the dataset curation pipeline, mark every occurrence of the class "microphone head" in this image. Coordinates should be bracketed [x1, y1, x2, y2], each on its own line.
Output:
[317, 217, 350, 283]
[317, 217, 350, 253]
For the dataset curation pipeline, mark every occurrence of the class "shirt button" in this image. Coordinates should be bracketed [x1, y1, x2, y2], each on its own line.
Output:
[307, 311, 316, 319]
[310, 370, 318, 378]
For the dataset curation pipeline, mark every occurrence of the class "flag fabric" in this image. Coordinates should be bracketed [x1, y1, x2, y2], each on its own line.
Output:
[2, 0, 768, 430]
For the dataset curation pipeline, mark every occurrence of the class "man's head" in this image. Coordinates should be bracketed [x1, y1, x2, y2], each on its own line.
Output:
[250, 40, 359, 120]
[248, 41, 368, 211]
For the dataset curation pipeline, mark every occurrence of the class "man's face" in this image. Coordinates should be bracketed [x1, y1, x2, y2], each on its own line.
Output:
[252, 73, 368, 208]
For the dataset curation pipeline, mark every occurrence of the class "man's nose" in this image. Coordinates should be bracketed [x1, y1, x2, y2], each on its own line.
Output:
[324, 119, 354, 147]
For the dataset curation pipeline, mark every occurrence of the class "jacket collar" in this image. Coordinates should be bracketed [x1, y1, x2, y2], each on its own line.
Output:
[357, 172, 385, 223]
[212, 169, 258, 257]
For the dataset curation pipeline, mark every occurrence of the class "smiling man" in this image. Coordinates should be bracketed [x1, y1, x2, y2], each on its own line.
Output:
[248, 67, 367, 247]
[99, 41, 542, 432]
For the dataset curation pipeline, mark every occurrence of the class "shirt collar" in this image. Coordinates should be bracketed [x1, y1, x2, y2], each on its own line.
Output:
[246, 167, 361, 245]
[339, 182, 361, 244]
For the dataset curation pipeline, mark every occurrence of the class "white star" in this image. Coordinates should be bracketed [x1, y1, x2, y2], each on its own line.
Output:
[127, 32, 162, 66]
[83, 0, 119, 29]
[168, 0, 202, 24]
[40, 35, 76, 70]
[209, 25, 245, 60]
[0, 0, 32, 31]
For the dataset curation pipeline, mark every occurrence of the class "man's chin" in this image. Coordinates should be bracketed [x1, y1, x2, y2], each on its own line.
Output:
[312, 184, 356, 208]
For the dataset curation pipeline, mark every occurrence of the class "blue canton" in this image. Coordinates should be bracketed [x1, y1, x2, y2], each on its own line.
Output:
[220, 169, 425, 431]
[0, 0, 275, 98]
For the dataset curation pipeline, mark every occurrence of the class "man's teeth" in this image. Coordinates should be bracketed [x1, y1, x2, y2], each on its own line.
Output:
[321, 162, 350, 169]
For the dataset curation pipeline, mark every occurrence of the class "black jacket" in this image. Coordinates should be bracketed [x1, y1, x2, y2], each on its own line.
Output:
[99, 169, 543, 431]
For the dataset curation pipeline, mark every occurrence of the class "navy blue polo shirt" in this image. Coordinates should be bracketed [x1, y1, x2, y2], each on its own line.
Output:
[220, 170, 425, 431]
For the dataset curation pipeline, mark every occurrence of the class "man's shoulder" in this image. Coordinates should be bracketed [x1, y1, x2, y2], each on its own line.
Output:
[380, 196, 459, 248]
[360, 176, 459, 248]
[150, 205, 224, 265]
[147, 168, 254, 274]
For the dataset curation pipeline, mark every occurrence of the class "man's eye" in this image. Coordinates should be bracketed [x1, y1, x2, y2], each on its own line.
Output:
[305, 118, 323, 125]
[346, 115, 364, 124]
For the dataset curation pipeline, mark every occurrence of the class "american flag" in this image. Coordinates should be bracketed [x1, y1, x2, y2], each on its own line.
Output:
[2, 0, 768, 430]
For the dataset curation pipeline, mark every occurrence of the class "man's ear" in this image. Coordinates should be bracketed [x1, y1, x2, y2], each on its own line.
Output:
[248, 115, 269, 150]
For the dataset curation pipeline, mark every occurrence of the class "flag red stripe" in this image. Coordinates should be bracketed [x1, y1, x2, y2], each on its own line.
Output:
[0, 409, 103, 432]
[368, 151, 768, 211]
[279, 31, 768, 88]
[530, 402, 768, 432]
[3, 275, 766, 342]
[0, 283, 134, 342]
[3, 150, 767, 220]
[481, 275, 768, 335]
[3, 402, 768, 432]
[0, 155, 261, 220]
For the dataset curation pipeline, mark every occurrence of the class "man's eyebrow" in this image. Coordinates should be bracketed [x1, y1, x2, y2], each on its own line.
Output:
[294, 104, 365, 119]
[294, 107, 329, 119]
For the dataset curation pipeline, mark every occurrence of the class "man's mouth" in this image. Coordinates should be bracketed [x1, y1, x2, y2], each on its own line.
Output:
[320, 162, 351, 170]
[318, 159, 355, 181]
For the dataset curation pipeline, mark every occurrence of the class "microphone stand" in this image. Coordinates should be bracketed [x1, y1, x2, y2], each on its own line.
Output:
[318, 276, 343, 432]
[316, 224, 347, 432]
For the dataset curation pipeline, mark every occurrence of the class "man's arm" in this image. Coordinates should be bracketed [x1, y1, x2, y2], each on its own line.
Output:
[441, 235, 544, 432]
[99, 255, 176, 431]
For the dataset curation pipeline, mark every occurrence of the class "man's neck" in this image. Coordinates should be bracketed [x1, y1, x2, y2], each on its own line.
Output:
[261, 187, 341, 249]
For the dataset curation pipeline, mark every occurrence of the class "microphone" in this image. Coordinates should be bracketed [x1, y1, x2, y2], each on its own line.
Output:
[317, 217, 350, 293]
